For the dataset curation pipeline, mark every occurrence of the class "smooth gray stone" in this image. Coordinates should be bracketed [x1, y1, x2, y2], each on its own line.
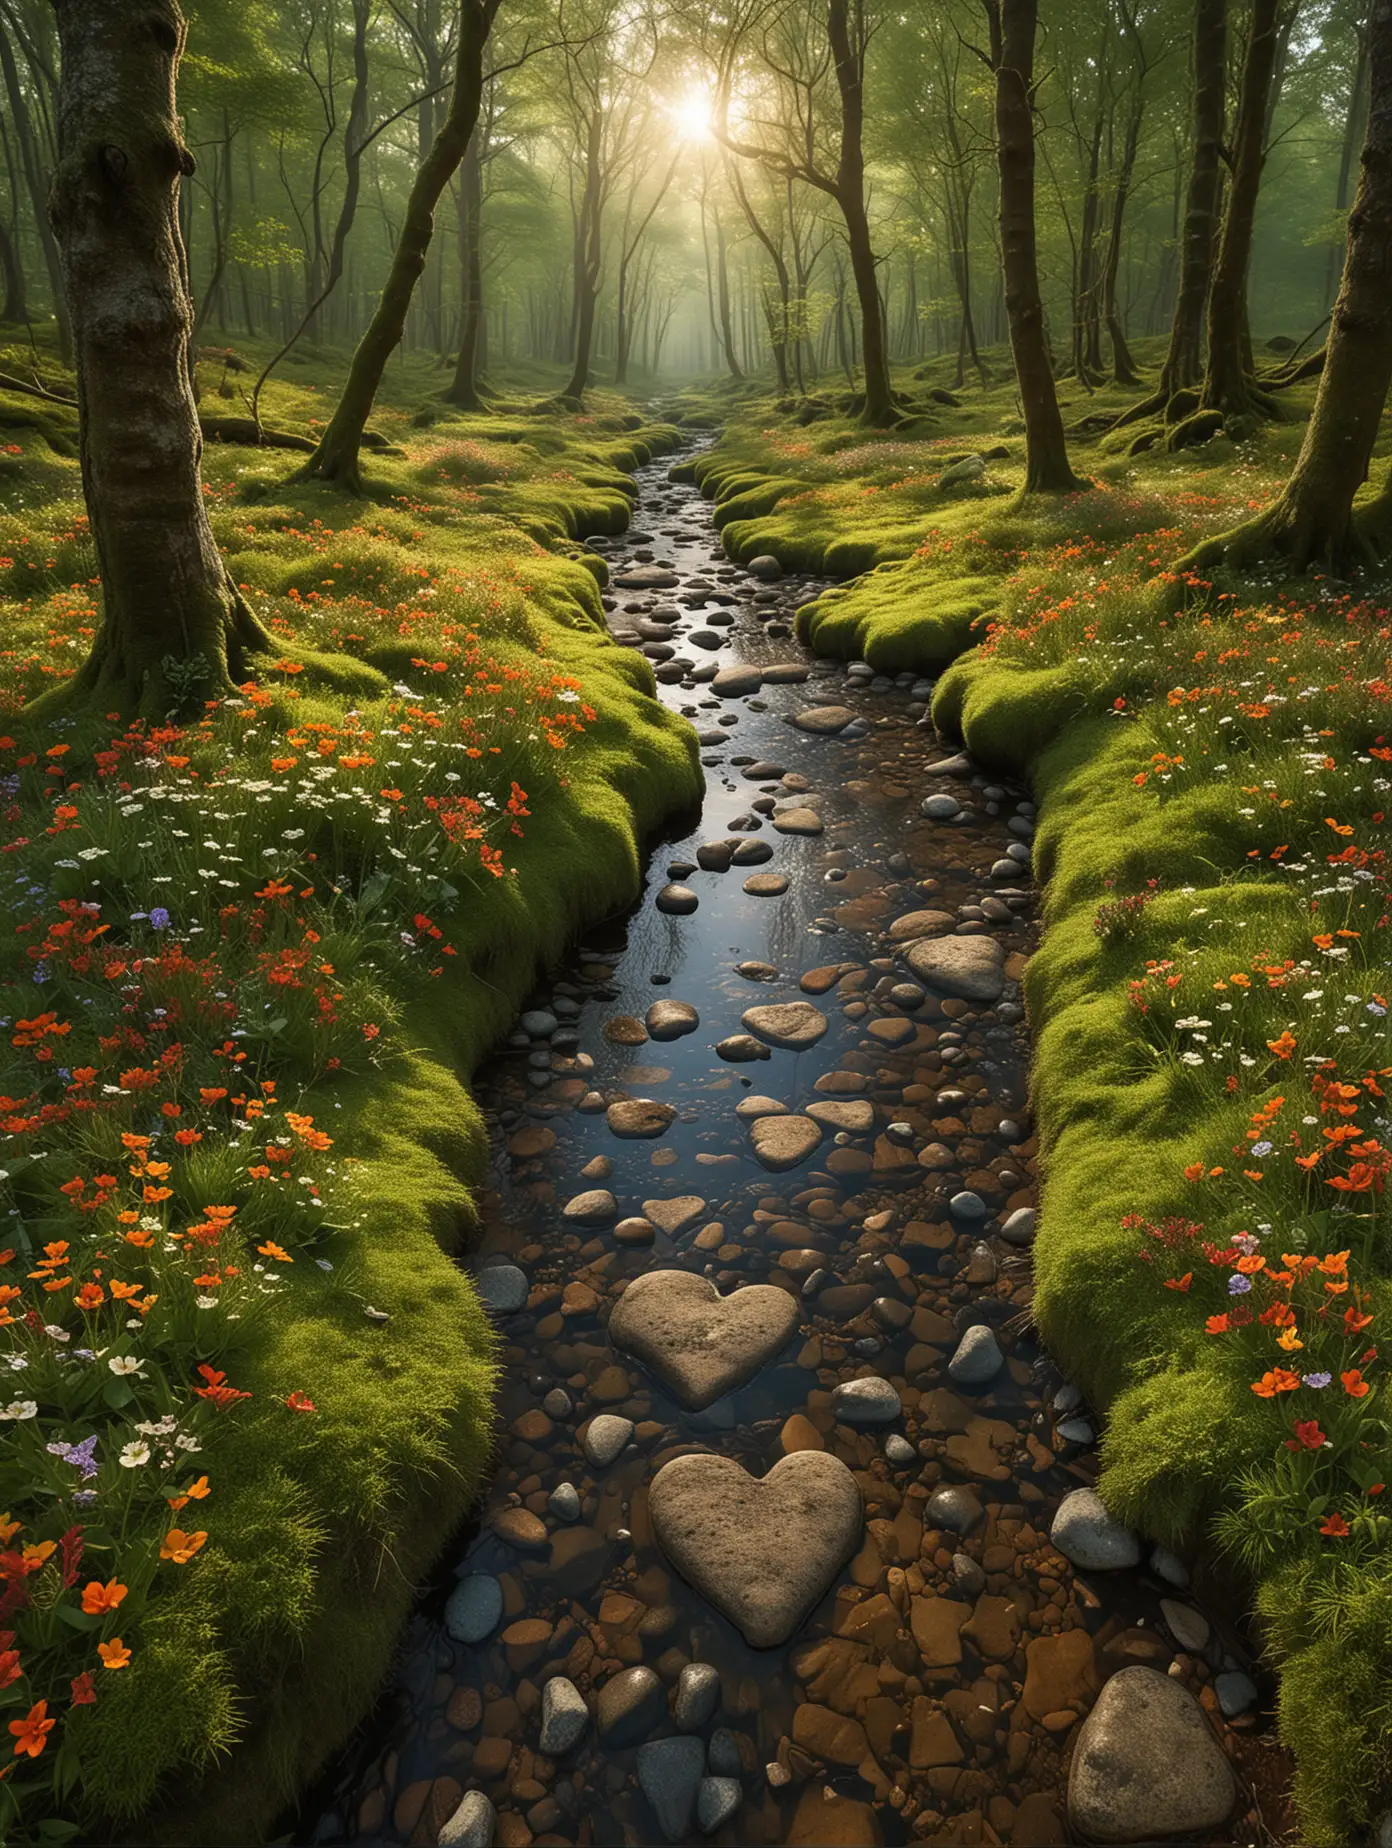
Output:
[1215, 1670, 1258, 1716]
[1160, 1598, 1210, 1653]
[948, 1323, 1003, 1386]
[438, 1790, 496, 1848]
[1068, 1667, 1237, 1840]
[902, 934, 1005, 1002]
[674, 1660, 721, 1731]
[707, 1728, 744, 1777]
[539, 1675, 589, 1755]
[1050, 1487, 1141, 1570]
[1000, 1206, 1037, 1245]
[597, 1665, 666, 1745]
[475, 1264, 528, 1312]
[831, 1377, 902, 1424]
[519, 1009, 558, 1036]
[697, 1777, 743, 1835]
[921, 794, 962, 820]
[638, 1736, 707, 1843]
[949, 1189, 988, 1221]
[927, 1484, 982, 1534]
[582, 1413, 634, 1468]
[443, 1573, 502, 1644]
[548, 1481, 581, 1523]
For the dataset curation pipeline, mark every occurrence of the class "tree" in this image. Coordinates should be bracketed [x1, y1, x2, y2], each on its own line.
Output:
[298, 0, 500, 488]
[982, 0, 1087, 492]
[45, 0, 274, 713]
[1180, 0, 1392, 571]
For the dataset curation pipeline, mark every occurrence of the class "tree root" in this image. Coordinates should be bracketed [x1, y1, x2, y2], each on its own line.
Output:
[200, 415, 315, 453]
[1176, 502, 1374, 577]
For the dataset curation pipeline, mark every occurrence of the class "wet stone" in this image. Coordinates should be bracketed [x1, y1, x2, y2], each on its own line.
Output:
[696, 840, 734, 871]
[1051, 1487, 1141, 1570]
[750, 1113, 823, 1170]
[637, 1736, 706, 1843]
[716, 1034, 771, 1062]
[697, 1776, 742, 1835]
[444, 1573, 503, 1644]
[731, 837, 773, 865]
[743, 873, 789, 895]
[548, 1482, 581, 1523]
[582, 1413, 634, 1467]
[792, 705, 856, 734]
[773, 806, 824, 835]
[596, 1665, 666, 1746]
[656, 882, 699, 915]
[1068, 1666, 1237, 1840]
[476, 1265, 528, 1313]
[646, 999, 700, 1040]
[831, 1377, 901, 1424]
[561, 1189, 617, 1225]
[438, 1790, 496, 1848]
[539, 1675, 589, 1755]
[609, 1270, 799, 1409]
[903, 934, 1006, 1002]
[948, 1323, 1003, 1387]
[614, 1215, 657, 1246]
[926, 1484, 983, 1534]
[742, 1001, 828, 1048]
[606, 1098, 677, 1138]
[674, 1661, 721, 1731]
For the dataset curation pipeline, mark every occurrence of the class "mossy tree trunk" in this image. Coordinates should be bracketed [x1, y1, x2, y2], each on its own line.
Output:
[1198, 0, 1280, 419]
[45, 0, 272, 717]
[1182, 0, 1392, 572]
[300, 0, 501, 489]
[986, 0, 1087, 493]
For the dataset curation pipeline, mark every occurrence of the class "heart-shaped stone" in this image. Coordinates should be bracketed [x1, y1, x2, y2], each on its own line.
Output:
[649, 1451, 863, 1647]
[608, 1271, 798, 1410]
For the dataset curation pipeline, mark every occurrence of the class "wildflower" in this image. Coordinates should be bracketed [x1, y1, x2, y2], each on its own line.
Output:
[1287, 1420, 1328, 1450]
[1205, 1314, 1230, 1334]
[285, 1390, 316, 1413]
[0, 1400, 37, 1420]
[1251, 1368, 1301, 1397]
[9, 1699, 54, 1758]
[1276, 1326, 1304, 1352]
[149, 907, 170, 930]
[96, 1638, 131, 1670]
[1319, 1511, 1351, 1537]
[70, 1671, 96, 1705]
[118, 1441, 150, 1469]
[257, 1240, 293, 1264]
[1304, 1372, 1333, 1389]
[1267, 1031, 1296, 1059]
[1341, 1369, 1371, 1399]
[160, 1527, 207, 1564]
[80, 1579, 127, 1615]
[108, 1353, 143, 1376]
[1228, 1274, 1252, 1295]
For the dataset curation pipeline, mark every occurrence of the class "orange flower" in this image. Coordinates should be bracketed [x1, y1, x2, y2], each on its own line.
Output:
[1236, 1254, 1266, 1274]
[1345, 1305, 1375, 1334]
[257, 1241, 293, 1264]
[1267, 1030, 1297, 1059]
[182, 1475, 210, 1501]
[1276, 1326, 1304, 1352]
[80, 1579, 127, 1616]
[1205, 1314, 1231, 1334]
[1251, 1368, 1301, 1398]
[8, 1699, 54, 1758]
[160, 1528, 207, 1564]
[74, 1281, 105, 1310]
[97, 1638, 131, 1670]
[1341, 1369, 1371, 1399]
[1320, 1511, 1351, 1537]
[285, 1391, 316, 1413]
[1319, 1249, 1350, 1275]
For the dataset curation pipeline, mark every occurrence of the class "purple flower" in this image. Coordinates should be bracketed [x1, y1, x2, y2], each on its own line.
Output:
[1250, 1141, 1273, 1158]
[1228, 1274, 1252, 1295]
[47, 1433, 100, 1480]
[1303, 1372, 1332, 1390]
[149, 906, 171, 931]
[71, 1489, 98, 1511]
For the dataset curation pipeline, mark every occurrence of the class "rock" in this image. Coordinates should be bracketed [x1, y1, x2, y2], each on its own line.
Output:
[491, 1506, 548, 1550]
[548, 1482, 581, 1523]
[793, 1703, 869, 1766]
[744, 872, 789, 896]
[948, 1324, 1003, 1387]
[831, 1377, 901, 1424]
[949, 1190, 988, 1222]
[750, 1113, 823, 1170]
[562, 1189, 618, 1225]
[697, 1776, 742, 1835]
[614, 1216, 656, 1246]
[938, 454, 987, 488]
[438, 1789, 496, 1848]
[792, 705, 856, 734]
[716, 1034, 771, 1062]
[1022, 1628, 1100, 1718]
[712, 665, 764, 696]
[884, 1433, 916, 1465]
[539, 1676, 589, 1755]
[787, 1788, 882, 1846]
[582, 1413, 634, 1467]
[951, 1552, 986, 1596]
[597, 1665, 666, 1746]
[748, 554, 783, 580]
[773, 806, 824, 836]
[1000, 1206, 1037, 1245]
[647, 999, 699, 1040]
[642, 1195, 707, 1236]
[475, 1265, 528, 1313]
[444, 1573, 502, 1644]
[887, 908, 955, 941]
[674, 1661, 721, 1731]
[741, 1001, 828, 1049]
[920, 794, 962, 821]
[805, 1099, 874, 1134]
[1215, 1670, 1258, 1716]
[1150, 1544, 1190, 1588]
[613, 564, 681, 588]
[604, 1013, 649, 1046]
[902, 935, 1006, 1002]
[735, 1094, 788, 1120]
[1057, 1417, 1095, 1445]
[637, 1736, 706, 1843]
[520, 1008, 558, 1036]
[1158, 1600, 1208, 1653]
[731, 837, 773, 865]
[707, 1729, 745, 1778]
[656, 883, 699, 915]
[609, 1270, 799, 1409]
[736, 960, 778, 980]
[926, 1484, 982, 1534]
[696, 840, 734, 871]
[1051, 1487, 1141, 1570]
[649, 1450, 863, 1648]
[1067, 1666, 1237, 1841]
[607, 1098, 677, 1138]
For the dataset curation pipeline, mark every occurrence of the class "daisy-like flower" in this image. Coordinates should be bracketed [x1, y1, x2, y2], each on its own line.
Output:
[0, 1400, 37, 1421]
[108, 1356, 142, 1376]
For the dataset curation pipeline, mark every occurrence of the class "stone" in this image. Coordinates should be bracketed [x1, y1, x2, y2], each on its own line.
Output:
[926, 1484, 982, 1534]
[1215, 1670, 1258, 1716]
[539, 1676, 589, 1755]
[707, 1729, 745, 1778]
[949, 1189, 988, 1221]
[642, 1195, 707, 1236]
[1150, 1544, 1190, 1588]
[884, 1433, 916, 1465]
[520, 1008, 558, 1036]
[607, 1098, 677, 1138]
[887, 908, 955, 941]
[787, 1789, 881, 1846]
[902, 935, 1006, 1002]
[744, 873, 789, 895]
[805, 1099, 874, 1134]
[697, 840, 734, 871]
[742, 1001, 828, 1048]
[909, 1700, 964, 1768]
[717, 1034, 771, 1062]
[1000, 1206, 1037, 1245]
[647, 999, 700, 1040]
[609, 1270, 799, 1409]
[748, 554, 783, 580]
[548, 1482, 581, 1523]
[1159, 1599, 1209, 1652]
[735, 1094, 788, 1120]
[656, 883, 699, 915]
[948, 1324, 1003, 1387]
[597, 1665, 666, 1746]
[1051, 1488, 1141, 1571]
[750, 1114, 823, 1171]
[582, 1413, 634, 1468]
[910, 1596, 970, 1668]
[1022, 1629, 1100, 1719]
[475, 1265, 528, 1313]
[614, 564, 681, 588]
[773, 806, 824, 835]
[792, 705, 856, 734]
[614, 1216, 656, 1246]
[920, 794, 963, 820]
[939, 454, 987, 488]
[1067, 1666, 1237, 1841]
[637, 1736, 707, 1843]
[731, 837, 774, 865]
[561, 1189, 617, 1225]
[951, 1553, 986, 1596]
[674, 1661, 721, 1731]
[649, 1450, 863, 1648]
[831, 1377, 901, 1424]
[697, 1776, 742, 1835]
[712, 665, 764, 696]
[604, 1014, 649, 1045]
[444, 1573, 503, 1644]
[438, 1790, 496, 1848]
[490, 1506, 548, 1550]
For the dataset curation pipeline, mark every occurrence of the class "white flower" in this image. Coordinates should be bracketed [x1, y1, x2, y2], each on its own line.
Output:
[108, 1356, 142, 1376]
[195, 1295, 219, 1309]
[174, 1434, 201, 1453]
[119, 1441, 151, 1468]
[1, 1400, 38, 1420]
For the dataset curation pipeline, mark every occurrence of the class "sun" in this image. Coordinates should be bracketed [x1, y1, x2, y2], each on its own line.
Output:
[671, 86, 714, 142]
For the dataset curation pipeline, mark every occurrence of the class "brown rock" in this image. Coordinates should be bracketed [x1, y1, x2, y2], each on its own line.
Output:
[446, 1685, 482, 1731]
[491, 1507, 548, 1551]
[787, 1788, 883, 1847]
[781, 1413, 825, 1452]
[793, 1703, 869, 1767]
[910, 1596, 970, 1669]
[1009, 1793, 1067, 1845]
[963, 1595, 1022, 1661]
[1022, 1627, 1101, 1720]
[909, 1700, 965, 1769]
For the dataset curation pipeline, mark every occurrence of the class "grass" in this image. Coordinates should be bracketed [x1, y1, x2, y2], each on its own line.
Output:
[0, 330, 701, 1842]
[683, 343, 1392, 1844]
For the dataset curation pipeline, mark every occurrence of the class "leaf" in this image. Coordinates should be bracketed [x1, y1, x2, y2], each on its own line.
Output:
[102, 1377, 133, 1411]
[54, 1605, 100, 1632]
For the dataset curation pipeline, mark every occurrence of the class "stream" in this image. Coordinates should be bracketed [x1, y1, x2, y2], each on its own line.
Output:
[299, 439, 1286, 1848]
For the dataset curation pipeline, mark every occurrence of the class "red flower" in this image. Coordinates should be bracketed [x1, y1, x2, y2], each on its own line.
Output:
[285, 1391, 316, 1414]
[1319, 1511, 1351, 1538]
[1286, 1420, 1327, 1451]
[69, 1671, 95, 1706]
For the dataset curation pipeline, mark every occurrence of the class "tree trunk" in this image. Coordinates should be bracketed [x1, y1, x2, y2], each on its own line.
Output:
[827, 0, 894, 424]
[301, 0, 499, 487]
[0, 14, 71, 359]
[561, 107, 603, 405]
[1327, 8, 1371, 309]
[1104, 97, 1145, 384]
[1199, 0, 1280, 419]
[45, 0, 272, 715]
[1184, 0, 1392, 570]
[0, 214, 24, 323]
[447, 127, 485, 407]
[728, 157, 793, 392]
[713, 204, 744, 380]
[987, 0, 1086, 492]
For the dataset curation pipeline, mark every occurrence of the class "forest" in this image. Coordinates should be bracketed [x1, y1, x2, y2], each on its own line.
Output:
[0, 0, 1390, 1846]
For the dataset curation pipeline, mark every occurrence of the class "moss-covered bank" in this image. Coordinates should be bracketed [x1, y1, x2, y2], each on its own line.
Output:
[686, 354, 1392, 1843]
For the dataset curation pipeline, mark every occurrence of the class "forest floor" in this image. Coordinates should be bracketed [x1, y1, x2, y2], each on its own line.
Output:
[684, 342, 1392, 1845]
[0, 330, 1386, 1847]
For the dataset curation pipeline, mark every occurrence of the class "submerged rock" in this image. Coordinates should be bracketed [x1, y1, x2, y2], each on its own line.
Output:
[609, 1270, 799, 1409]
[1068, 1666, 1237, 1840]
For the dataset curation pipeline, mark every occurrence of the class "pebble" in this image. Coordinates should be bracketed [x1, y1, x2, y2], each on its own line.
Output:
[1160, 1599, 1210, 1652]
[948, 1323, 1003, 1386]
[519, 1009, 557, 1037]
[674, 1661, 721, 1731]
[1056, 1416, 1095, 1445]
[735, 1094, 788, 1120]
[902, 933, 1006, 1001]
[1051, 1487, 1142, 1570]
[951, 1552, 987, 1595]
[438, 1790, 496, 1848]
[656, 883, 699, 914]
[561, 1188, 617, 1225]
[743, 872, 789, 895]
[921, 794, 962, 820]
[443, 1573, 502, 1645]
[712, 665, 764, 696]
[1068, 1666, 1237, 1838]
[1150, 1543, 1191, 1588]
[831, 1377, 901, 1424]
[474, 1265, 528, 1313]
[696, 1776, 742, 1835]
[596, 1665, 666, 1746]
[606, 1099, 677, 1138]
[1215, 1669, 1259, 1716]
[926, 1484, 982, 1534]
[716, 1034, 771, 1061]
[750, 1113, 823, 1170]
[547, 1482, 581, 1523]
[949, 1188, 988, 1221]
[542, 1388, 572, 1419]
[792, 705, 856, 734]
[637, 1736, 707, 1842]
[741, 1001, 828, 1048]
[646, 999, 699, 1040]
[772, 806, 823, 835]
[582, 1413, 634, 1468]
[539, 1675, 590, 1755]
[707, 1729, 744, 1778]
[1000, 1205, 1037, 1244]
[883, 1433, 916, 1465]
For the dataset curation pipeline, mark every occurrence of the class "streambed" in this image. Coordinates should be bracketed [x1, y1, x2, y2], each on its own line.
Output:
[299, 441, 1287, 1848]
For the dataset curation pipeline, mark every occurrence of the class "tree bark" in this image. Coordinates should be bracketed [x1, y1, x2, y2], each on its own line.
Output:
[447, 127, 485, 407]
[827, 0, 894, 424]
[986, 0, 1086, 492]
[45, 0, 272, 715]
[300, 0, 500, 488]
[0, 214, 24, 323]
[1184, 0, 1392, 570]
[713, 203, 744, 381]
[1326, 7, 1371, 309]
[1199, 0, 1280, 419]
[0, 12, 70, 358]
[560, 105, 603, 405]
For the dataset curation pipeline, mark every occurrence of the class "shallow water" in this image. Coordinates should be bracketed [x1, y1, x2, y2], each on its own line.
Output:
[299, 442, 1286, 1848]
